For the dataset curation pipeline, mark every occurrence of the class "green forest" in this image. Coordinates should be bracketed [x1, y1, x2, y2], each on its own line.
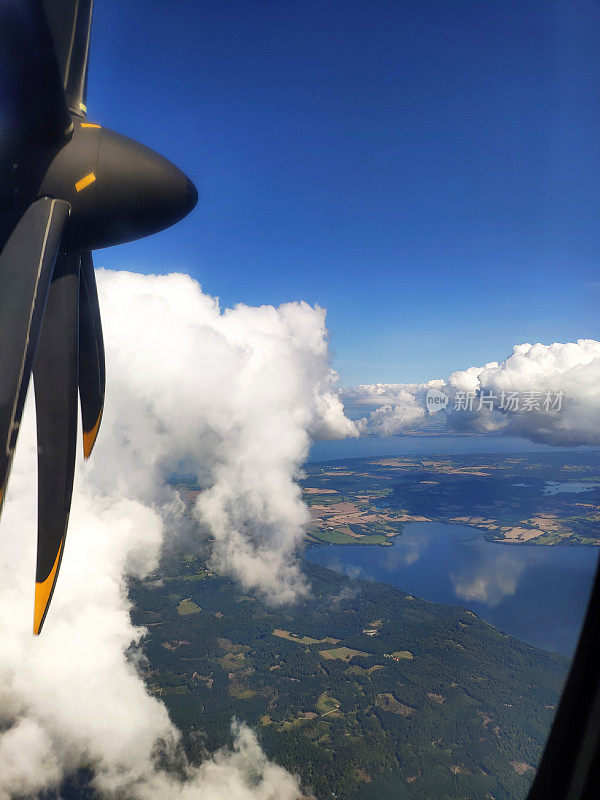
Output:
[128, 549, 568, 800]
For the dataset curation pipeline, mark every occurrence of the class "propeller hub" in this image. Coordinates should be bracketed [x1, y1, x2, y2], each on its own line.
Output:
[93, 126, 198, 249]
[5, 119, 198, 251]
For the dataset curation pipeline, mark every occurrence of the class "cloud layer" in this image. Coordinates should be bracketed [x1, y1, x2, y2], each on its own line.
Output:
[1, 268, 595, 797]
[347, 339, 600, 446]
[0, 270, 354, 799]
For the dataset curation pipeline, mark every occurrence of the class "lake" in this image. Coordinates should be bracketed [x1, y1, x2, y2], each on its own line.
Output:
[306, 521, 598, 656]
[544, 480, 600, 494]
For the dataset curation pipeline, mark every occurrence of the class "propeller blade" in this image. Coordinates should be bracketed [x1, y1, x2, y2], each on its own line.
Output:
[0, 198, 71, 512]
[0, 0, 72, 154]
[79, 251, 105, 458]
[41, 0, 94, 117]
[32, 252, 80, 635]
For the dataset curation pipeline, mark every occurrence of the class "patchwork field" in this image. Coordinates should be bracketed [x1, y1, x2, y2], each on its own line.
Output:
[301, 452, 600, 546]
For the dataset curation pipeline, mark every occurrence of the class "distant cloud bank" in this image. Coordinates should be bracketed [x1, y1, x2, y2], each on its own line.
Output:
[344, 339, 600, 446]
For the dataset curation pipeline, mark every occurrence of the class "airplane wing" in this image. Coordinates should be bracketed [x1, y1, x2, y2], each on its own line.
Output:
[41, 0, 94, 117]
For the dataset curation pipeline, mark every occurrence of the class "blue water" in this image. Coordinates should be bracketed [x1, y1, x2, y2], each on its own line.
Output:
[306, 522, 598, 656]
[544, 481, 600, 495]
[307, 435, 589, 462]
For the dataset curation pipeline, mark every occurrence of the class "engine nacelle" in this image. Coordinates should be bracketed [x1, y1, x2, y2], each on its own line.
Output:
[6, 117, 197, 251]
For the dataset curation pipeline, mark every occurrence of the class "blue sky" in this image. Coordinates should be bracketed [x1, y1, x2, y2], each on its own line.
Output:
[88, 0, 599, 385]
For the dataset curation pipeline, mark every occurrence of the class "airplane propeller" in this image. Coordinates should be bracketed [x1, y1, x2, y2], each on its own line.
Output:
[0, 0, 198, 633]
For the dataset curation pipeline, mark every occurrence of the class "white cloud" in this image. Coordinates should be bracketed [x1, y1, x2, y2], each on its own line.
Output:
[93, 270, 356, 603]
[346, 339, 600, 446]
[0, 270, 355, 798]
[362, 394, 425, 436]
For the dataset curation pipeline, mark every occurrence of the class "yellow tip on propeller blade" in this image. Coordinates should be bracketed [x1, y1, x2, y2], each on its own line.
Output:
[33, 540, 63, 635]
[82, 409, 103, 459]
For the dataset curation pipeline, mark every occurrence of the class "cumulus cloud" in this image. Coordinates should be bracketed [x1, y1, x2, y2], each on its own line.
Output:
[0, 270, 355, 798]
[344, 380, 443, 435]
[346, 340, 600, 446]
[359, 389, 427, 436]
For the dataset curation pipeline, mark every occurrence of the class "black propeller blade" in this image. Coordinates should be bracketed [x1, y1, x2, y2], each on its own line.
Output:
[42, 0, 93, 117]
[0, 0, 72, 154]
[0, 0, 197, 633]
[0, 198, 71, 511]
[32, 252, 80, 635]
[78, 251, 105, 459]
